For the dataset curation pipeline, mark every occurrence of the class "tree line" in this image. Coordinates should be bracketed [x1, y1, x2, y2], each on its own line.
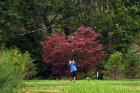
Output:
[0, 0, 140, 79]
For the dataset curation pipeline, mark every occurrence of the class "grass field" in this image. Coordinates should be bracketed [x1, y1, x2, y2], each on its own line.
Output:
[24, 79, 140, 93]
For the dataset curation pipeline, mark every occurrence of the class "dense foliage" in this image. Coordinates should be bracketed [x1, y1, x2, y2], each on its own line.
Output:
[105, 52, 124, 79]
[0, 48, 36, 79]
[0, 48, 35, 93]
[124, 47, 140, 79]
[0, 62, 22, 93]
[0, 0, 140, 79]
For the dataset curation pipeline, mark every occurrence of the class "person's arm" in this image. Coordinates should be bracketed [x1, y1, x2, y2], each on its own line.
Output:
[72, 60, 75, 64]
[68, 61, 72, 65]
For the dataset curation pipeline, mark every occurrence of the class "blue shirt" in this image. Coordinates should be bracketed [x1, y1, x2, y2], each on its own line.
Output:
[69, 62, 77, 73]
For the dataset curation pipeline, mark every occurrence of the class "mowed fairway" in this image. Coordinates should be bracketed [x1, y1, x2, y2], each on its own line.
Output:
[24, 80, 140, 93]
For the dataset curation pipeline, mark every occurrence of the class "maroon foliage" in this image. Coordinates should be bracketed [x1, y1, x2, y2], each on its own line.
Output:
[41, 27, 106, 75]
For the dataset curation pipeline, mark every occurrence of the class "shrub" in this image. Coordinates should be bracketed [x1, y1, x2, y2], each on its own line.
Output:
[124, 47, 140, 79]
[0, 48, 36, 79]
[0, 48, 36, 93]
[0, 62, 22, 93]
[105, 52, 124, 79]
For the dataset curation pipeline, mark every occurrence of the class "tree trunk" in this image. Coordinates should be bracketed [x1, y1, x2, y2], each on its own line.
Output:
[41, 10, 52, 35]
[64, 26, 70, 40]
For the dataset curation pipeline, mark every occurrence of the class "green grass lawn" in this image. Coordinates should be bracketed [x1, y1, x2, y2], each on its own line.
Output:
[24, 79, 140, 93]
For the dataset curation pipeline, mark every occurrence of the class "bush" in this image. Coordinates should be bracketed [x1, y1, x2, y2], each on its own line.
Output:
[105, 52, 124, 79]
[0, 48, 36, 93]
[0, 62, 22, 93]
[0, 48, 36, 79]
[124, 47, 140, 79]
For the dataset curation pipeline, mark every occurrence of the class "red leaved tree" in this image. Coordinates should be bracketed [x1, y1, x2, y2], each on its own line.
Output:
[41, 27, 106, 76]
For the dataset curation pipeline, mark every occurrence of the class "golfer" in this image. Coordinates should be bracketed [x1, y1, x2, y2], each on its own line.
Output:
[68, 60, 77, 82]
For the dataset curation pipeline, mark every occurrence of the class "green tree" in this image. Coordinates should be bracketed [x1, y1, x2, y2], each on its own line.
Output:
[0, 0, 47, 78]
[124, 47, 140, 79]
[105, 52, 124, 79]
[93, 0, 140, 53]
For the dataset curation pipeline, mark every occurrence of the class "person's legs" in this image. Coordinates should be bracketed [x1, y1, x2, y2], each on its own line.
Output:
[70, 72, 73, 81]
[73, 71, 77, 82]
[70, 71, 77, 82]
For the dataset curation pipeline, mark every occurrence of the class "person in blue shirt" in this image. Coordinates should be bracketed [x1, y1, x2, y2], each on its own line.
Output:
[68, 60, 77, 82]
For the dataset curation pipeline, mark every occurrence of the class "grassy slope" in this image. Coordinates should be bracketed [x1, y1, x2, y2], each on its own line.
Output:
[24, 80, 140, 93]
